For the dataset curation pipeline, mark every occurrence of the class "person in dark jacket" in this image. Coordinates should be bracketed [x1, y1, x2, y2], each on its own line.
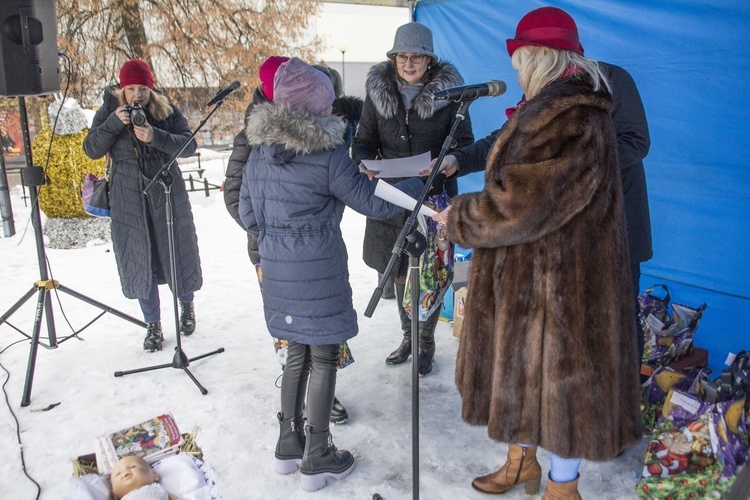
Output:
[223, 56, 359, 424]
[238, 57, 423, 492]
[83, 59, 201, 352]
[425, 28, 652, 369]
[432, 8, 641, 497]
[352, 22, 474, 376]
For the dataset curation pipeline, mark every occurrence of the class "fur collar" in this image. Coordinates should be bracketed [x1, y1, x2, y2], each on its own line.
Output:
[245, 102, 346, 156]
[365, 60, 464, 120]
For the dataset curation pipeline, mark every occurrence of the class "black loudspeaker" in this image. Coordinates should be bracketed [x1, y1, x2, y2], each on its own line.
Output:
[0, 0, 59, 97]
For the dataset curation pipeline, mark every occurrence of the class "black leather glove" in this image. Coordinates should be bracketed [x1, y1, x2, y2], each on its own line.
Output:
[425, 173, 446, 198]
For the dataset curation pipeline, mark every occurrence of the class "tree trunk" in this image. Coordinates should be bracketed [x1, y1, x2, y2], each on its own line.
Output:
[116, 0, 151, 65]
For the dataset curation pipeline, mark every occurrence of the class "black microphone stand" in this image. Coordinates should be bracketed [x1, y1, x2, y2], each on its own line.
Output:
[1, 96, 147, 407]
[364, 98, 472, 500]
[114, 99, 227, 394]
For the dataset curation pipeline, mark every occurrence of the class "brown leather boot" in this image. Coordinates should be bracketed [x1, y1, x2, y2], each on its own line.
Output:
[471, 444, 542, 494]
[541, 474, 582, 500]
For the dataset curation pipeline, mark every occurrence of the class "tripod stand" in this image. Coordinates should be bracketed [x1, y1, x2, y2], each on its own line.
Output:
[364, 99, 472, 500]
[0, 96, 146, 407]
[114, 99, 226, 395]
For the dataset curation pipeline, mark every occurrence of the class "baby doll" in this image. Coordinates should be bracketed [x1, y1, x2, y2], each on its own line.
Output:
[109, 455, 172, 500]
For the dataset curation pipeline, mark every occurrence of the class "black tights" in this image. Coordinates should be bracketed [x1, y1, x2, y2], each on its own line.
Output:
[280, 342, 339, 431]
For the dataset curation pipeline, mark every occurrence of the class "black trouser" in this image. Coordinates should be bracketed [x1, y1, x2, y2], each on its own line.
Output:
[631, 262, 645, 365]
[280, 342, 339, 430]
[396, 283, 441, 346]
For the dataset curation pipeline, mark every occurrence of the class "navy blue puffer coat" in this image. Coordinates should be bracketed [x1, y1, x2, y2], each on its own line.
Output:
[239, 103, 423, 345]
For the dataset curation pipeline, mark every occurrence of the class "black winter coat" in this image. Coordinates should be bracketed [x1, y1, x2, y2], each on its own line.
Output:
[352, 61, 474, 275]
[224, 87, 269, 264]
[83, 86, 201, 300]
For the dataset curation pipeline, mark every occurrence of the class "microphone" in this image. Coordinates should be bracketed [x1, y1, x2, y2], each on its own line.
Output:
[432, 80, 506, 102]
[207, 81, 241, 106]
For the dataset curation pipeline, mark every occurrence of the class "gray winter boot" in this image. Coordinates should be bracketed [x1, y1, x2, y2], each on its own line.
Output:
[274, 413, 306, 474]
[300, 425, 355, 491]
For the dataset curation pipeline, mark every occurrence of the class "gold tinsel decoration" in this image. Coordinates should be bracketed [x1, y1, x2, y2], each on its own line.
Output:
[31, 126, 106, 219]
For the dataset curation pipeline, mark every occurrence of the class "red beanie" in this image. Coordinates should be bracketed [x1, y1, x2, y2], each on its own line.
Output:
[506, 7, 584, 57]
[258, 56, 290, 101]
[119, 59, 154, 88]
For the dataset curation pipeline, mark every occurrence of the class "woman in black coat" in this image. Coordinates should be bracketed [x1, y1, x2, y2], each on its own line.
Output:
[352, 22, 473, 376]
[83, 59, 200, 352]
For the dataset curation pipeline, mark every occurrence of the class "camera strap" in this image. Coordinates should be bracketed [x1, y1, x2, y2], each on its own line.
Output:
[127, 128, 148, 176]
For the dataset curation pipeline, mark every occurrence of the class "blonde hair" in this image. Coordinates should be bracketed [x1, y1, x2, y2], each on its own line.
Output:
[114, 87, 174, 122]
[511, 46, 610, 100]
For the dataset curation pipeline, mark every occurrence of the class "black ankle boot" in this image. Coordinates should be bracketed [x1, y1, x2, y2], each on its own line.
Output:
[385, 335, 411, 365]
[143, 321, 163, 352]
[179, 301, 196, 336]
[275, 413, 305, 475]
[330, 396, 348, 424]
[300, 426, 354, 492]
[417, 311, 439, 376]
[418, 345, 435, 376]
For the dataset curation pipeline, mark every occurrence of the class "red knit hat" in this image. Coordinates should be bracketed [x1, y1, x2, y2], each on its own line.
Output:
[506, 7, 584, 57]
[119, 59, 154, 88]
[258, 56, 290, 101]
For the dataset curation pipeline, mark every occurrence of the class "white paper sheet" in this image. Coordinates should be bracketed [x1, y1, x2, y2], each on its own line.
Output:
[362, 152, 431, 179]
[374, 180, 437, 218]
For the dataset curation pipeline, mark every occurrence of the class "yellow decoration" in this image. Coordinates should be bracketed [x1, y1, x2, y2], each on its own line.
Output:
[31, 126, 106, 218]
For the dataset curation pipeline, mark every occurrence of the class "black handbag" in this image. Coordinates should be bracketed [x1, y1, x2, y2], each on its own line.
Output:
[82, 173, 110, 217]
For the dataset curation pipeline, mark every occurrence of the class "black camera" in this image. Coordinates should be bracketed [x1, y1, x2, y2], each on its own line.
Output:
[126, 102, 147, 127]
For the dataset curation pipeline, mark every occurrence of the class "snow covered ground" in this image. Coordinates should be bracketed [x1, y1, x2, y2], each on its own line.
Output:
[0, 152, 646, 499]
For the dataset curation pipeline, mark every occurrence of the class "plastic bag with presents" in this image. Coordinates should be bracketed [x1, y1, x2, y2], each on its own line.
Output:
[638, 389, 718, 497]
[638, 284, 707, 366]
[637, 388, 749, 498]
[403, 191, 453, 322]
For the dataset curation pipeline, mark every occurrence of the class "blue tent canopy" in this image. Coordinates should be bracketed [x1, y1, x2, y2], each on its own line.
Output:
[416, 0, 750, 372]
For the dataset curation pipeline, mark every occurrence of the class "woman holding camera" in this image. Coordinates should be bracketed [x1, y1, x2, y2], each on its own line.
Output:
[84, 59, 201, 352]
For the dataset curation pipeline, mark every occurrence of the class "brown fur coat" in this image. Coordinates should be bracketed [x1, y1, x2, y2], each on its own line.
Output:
[447, 78, 642, 461]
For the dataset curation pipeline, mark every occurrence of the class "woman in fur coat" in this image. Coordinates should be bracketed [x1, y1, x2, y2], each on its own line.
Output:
[238, 58, 423, 492]
[352, 22, 473, 376]
[433, 7, 641, 498]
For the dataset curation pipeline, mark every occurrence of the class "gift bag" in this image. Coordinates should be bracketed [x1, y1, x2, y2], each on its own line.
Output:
[639, 284, 707, 366]
[403, 191, 453, 322]
[637, 388, 749, 498]
[82, 173, 110, 217]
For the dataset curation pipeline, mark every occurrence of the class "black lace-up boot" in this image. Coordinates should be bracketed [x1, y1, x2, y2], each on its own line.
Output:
[143, 321, 163, 352]
[300, 425, 355, 491]
[275, 412, 306, 474]
[179, 301, 196, 336]
[329, 397, 348, 424]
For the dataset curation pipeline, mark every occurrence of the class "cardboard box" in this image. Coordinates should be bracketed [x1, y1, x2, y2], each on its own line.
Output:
[640, 346, 709, 377]
[452, 260, 470, 291]
[453, 286, 468, 338]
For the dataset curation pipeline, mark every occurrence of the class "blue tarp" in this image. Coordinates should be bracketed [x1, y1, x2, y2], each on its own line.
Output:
[416, 0, 750, 372]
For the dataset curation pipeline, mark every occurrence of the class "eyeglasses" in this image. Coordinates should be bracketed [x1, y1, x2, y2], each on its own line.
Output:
[395, 53, 426, 64]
